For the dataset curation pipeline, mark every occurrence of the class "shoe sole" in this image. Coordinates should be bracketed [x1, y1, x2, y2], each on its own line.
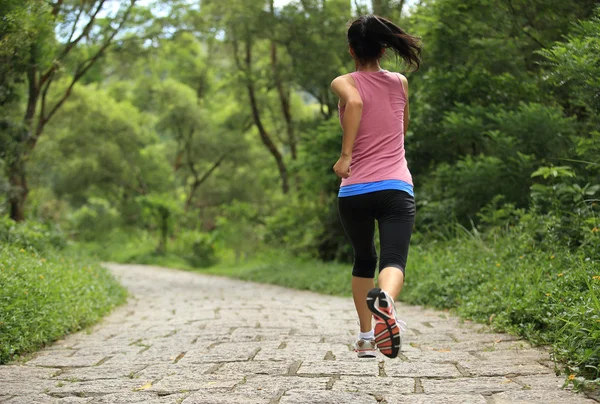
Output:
[366, 288, 401, 359]
[357, 350, 377, 358]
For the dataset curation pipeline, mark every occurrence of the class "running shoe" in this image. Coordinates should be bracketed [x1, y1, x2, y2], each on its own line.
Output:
[366, 287, 407, 358]
[354, 338, 377, 358]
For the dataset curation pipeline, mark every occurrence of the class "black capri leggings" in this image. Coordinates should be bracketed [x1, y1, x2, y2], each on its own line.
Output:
[338, 190, 415, 278]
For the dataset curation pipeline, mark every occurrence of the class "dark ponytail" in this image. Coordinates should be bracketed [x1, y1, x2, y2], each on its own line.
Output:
[347, 15, 422, 71]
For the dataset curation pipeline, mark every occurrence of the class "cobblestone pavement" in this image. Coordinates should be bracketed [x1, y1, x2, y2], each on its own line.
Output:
[1, 264, 596, 404]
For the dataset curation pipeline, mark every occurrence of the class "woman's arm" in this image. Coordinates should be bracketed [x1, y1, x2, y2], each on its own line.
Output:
[331, 75, 363, 178]
[398, 73, 409, 136]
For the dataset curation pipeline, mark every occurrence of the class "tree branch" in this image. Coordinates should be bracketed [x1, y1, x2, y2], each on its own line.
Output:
[66, 4, 85, 44]
[41, 0, 137, 128]
[185, 152, 228, 211]
[59, 0, 107, 62]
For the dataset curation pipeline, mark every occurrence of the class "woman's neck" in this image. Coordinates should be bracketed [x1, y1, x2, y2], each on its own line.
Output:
[355, 60, 382, 72]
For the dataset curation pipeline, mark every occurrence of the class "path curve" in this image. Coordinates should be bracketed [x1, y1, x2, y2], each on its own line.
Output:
[0, 264, 595, 404]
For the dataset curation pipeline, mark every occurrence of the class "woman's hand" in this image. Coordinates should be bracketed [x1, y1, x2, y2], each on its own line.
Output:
[333, 155, 352, 179]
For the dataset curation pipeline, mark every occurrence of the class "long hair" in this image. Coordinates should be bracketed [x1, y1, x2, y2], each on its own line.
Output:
[347, 15, 422, 71]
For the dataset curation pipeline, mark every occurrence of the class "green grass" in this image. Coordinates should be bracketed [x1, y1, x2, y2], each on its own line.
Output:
[202, 255, 354, 296]
[402, 238, 600, 385]
[0, 245, 127, 364]
[80, 230, 209, 271]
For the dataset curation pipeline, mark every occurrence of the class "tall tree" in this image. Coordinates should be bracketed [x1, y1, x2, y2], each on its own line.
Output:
[269, 0, 296, 161]
[5, 0, 137, 221]
[202, 0, 291, 194]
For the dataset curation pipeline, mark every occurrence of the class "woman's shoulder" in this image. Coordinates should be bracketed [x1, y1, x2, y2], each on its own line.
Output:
[331, 73, 356, 84]
[388, 71, 408, 85]
[331, 74, 357, 90]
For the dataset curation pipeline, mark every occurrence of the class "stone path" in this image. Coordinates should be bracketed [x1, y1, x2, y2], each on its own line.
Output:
[1, 264, 596, 404]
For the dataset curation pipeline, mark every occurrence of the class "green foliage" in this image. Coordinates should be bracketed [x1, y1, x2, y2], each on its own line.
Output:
[0, 245, 127, 364]
[0, 0, 55, 104]
[0, 215, 66, 251]
[402, 228, 600, 382]
[175, 230, 218, 268]
[538, 7, 600, 119]
[68, 198, 120, 241]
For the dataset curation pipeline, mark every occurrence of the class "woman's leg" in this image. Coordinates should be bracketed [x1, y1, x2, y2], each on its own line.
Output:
[352, 276, 376, 332]
[378, 267, 404, 300]
[338, 196, 377, 333]
[376, 190, 415, 300]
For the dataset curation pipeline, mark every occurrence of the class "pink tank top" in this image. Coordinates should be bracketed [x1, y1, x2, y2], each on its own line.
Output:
[338, 70, 413, 187]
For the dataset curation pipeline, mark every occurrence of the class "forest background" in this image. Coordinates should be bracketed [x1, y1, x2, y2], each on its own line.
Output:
[1, 0, 599, 391]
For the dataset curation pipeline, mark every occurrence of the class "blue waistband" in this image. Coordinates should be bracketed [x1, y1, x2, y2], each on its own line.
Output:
[338, 180, 414, 198]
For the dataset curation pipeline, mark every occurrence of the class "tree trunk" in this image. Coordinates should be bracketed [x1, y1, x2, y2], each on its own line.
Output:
[269, 0, 297, 160]
[8, 161, 28, 222]
[9, 64, 40, 221]
[270, 42, 296, 160]
[243, 38, 289, 194]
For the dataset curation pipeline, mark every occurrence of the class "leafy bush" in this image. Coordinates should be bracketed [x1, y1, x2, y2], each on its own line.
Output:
[0, 215, 66, 251]
[0, 246, 126, 364]
[175, 230, 217, 268]
[402, 225, 600, 382]
[68, 198, 120, 241]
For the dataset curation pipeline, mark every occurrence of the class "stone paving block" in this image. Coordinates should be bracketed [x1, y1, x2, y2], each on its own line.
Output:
[182, 392, 269, 404]
[492, 389, 596, 403]
[458, 359, 553, 377]
[215, 360, 291, 376]
[0, 365, 59, 381]
[181, 342, 278, 364]
[382, 393, 488, 403]
[47, 379, 141, 398]
[89, 392, 182, 403]
[398, 350, 477, 364]
[332, 375, 413, 394]
[4, 395, 92, 403]
[279, 390, 378, 404]
[254, 342, 354, 362]
[402, 333, 456, 344]
[230, 327, 291, 342]
[238, 375, 330, 396]
[476, 348, 550, 363]
[298, 360, 379, 376]
[55, 364, 148, 381]
[1, 380, 57, 396]
[132, 363, 213, 380]
[384, 361, 462, 378]
[513, 374, 567, 390]
[147, 374, 241, 395]
[421, 376, 523, 395]
[26, 354, 109, 368]
[416, 340, 530, 353]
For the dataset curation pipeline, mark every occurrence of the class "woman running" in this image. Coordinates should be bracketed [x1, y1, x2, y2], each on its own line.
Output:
[330, 15, 421, 359]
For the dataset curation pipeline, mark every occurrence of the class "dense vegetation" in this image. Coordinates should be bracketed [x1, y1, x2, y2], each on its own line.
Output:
[1, 0, 598, 387]
[0, 218, 126, 364]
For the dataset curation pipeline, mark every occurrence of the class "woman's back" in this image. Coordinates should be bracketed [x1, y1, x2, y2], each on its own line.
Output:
[338, 70, 412, 187]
